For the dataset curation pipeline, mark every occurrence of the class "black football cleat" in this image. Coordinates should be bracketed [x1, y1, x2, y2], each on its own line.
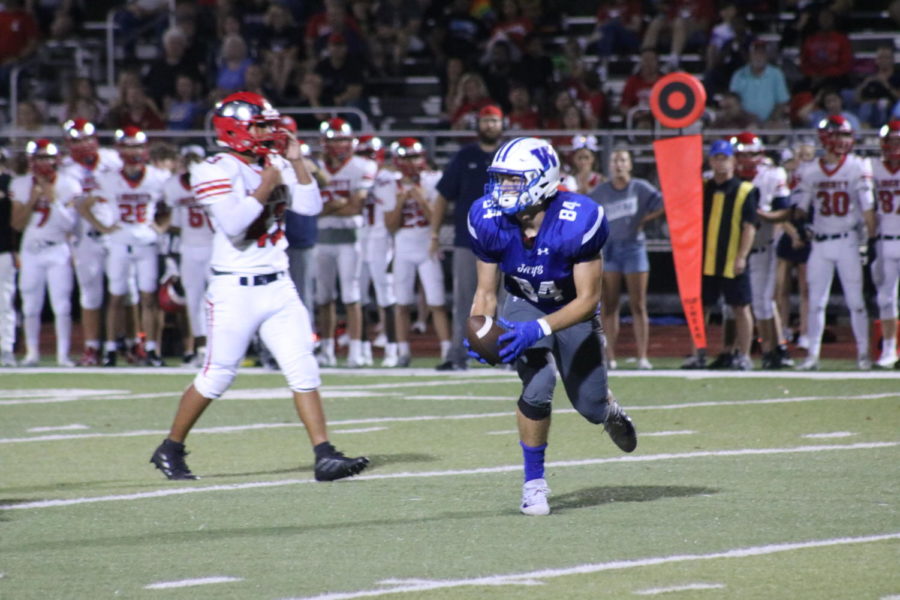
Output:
[101, 350, 117, 367]
[435, 360, 467, 371]
[708, 352, 735, 369]
[150, 439, 198, 480]
[145, 350, 165, 367]
[604, 401, 637, 453]
[314, 452, 370, 482]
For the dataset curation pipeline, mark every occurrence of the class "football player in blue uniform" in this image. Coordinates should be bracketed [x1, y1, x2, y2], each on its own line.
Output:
[467, 137, 638, 516]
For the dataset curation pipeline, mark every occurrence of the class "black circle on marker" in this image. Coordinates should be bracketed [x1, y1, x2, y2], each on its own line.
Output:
[658, 81, 694, 119]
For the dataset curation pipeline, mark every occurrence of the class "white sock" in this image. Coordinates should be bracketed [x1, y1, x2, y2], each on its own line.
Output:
[145, 340, 157, 352]
[883, 337, 897, 356]
[55, 313, 72, 360]
[398, 341, 411, 357]
[24, 313, 40, 358]
[104, 340, 118, 353]
[440, 340, 451, 360]
[349, 339, 362, 360]
[322, 338, 335, 356]
[85, 339, 100, 350]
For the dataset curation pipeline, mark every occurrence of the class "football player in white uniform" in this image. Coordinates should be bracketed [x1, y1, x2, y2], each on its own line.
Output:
[871, 119, 900, 368]
[383, 138, 451, 366]
[792, 116, 876, 370]
[150, 92, 368, 482]
[162, 147, 213, 365]
[356, 135, 400, 366]
[732, 132, 792, 369]
[60, 118, 123, 366]
[79, 127, 169, 366]
[10, 140, 82, 366]
[314, 118, 376, 366]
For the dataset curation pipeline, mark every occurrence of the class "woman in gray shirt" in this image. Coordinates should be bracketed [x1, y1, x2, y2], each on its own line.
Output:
[589, 149, 665, 369]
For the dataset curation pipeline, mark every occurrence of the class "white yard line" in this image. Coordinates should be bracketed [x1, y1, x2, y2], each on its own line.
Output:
[332, 427, 387, 434]
[278, 533, 900, 600]
[3, 391, 897, 445]
[26, 424, 90, 433]
[144, 576, 243, 590]
[634, 582, 726, 595]
[2, 441, 895, 511]
[803, 432, 856, 439]
[641, 430, 696, 437]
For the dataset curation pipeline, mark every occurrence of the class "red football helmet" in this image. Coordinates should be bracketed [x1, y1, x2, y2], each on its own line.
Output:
[730, 131, 764, 179]
[880, 119, 900, 162]
[320, 118, 356, 162]
[213, 91, 282, 156]
[279, 114, 297, 133]
[62, 118, 100, 167]
[26, 139, 60, 179]
[115, 126, 149, 166]
[817, 115, 854, 156]
[390, 137, 426, 178]
[158, 278, 186, 313]
[356, 135, 385, 165]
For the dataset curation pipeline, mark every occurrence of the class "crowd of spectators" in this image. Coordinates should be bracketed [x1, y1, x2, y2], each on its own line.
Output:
[0, 0, 898, 153]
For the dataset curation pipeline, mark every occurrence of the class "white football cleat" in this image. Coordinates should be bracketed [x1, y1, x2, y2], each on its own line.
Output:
[381, 343, 399, 367]
[637, 357, 653, 370]
[57, 357, 75, 368]
[797, 357, 819, 371]
[857, 357, 872, 371]
[0, 351, 16, 367]
[875, 352, 897, 369]
[21, 354, 40, 367]
[520, 478, 550, 516]
[316, 352, 337, 367]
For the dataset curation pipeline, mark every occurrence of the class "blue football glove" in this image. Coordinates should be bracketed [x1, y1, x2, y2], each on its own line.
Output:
[497, 318, 546, 363]
[463, 338, 489, 364]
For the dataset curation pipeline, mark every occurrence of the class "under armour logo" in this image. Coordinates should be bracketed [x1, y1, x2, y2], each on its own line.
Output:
[537, 248, 549, 255]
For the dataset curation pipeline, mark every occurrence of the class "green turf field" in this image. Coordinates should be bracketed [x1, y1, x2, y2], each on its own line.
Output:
[1, 362, 898, 599]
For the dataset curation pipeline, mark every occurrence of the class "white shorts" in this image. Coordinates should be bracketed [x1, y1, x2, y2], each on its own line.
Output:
[106, 242, 158, 296]
[393, 239, 445, 307]
[314, 241, 362, 305]
[194, 273, 320, 399]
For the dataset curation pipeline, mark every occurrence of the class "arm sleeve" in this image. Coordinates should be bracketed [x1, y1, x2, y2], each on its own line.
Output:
[191, 160, 263, 238]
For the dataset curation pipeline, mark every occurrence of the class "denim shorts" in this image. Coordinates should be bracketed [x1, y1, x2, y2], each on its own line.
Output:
[602, 239, 650, 273]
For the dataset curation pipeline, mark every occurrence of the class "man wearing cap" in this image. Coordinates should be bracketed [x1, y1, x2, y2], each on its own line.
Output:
[683, 140, 760, 370]
[430, 104, 505, 370]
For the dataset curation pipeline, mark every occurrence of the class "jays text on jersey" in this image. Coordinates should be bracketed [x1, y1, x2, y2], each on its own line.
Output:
[467, 190, 609, 313]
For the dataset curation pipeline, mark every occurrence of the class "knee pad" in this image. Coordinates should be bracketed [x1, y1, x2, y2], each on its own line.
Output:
[518, 396, 551, 421]
[193, 364, 237, 400]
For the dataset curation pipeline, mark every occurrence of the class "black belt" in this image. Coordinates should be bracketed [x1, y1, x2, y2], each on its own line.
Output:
[212, 269, 285, 286]
[878, 235, 900, 240]
[814, 232, 850, 241]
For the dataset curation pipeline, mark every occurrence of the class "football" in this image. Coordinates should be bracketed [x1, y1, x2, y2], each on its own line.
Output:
[466, 315, 506, 365]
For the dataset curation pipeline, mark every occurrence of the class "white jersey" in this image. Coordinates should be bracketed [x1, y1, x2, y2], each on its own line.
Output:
[163, 172, 215, 248]
[319, 155, 377, 230]
[752, 163, 790, 244]
[791, 154, 874, 237]
[9, 173, 81, 246]
[363, 168, 401, 241]
[190, 152, 321, 274]
[60, 148, 123, 237]
[390, 170, 442, 252]
[95, 165, 169, 246]
[872, 159, 900, 236]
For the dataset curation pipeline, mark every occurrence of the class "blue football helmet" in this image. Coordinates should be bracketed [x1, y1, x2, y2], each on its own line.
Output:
[487, 137, 561, 215]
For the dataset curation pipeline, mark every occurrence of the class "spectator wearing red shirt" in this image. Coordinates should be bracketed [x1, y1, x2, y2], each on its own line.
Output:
[618, 49, 663, 115]
[304, 0, 366, 62]
[0, 0, 40, 93]
[800, 9, 853, 92]
[506, 83, 541, 130]
[106, 84, 165, 131]
[487, 0, 533, 60]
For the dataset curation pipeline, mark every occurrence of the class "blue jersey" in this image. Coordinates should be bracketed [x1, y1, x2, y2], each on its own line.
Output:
[468, 190, 609, 313]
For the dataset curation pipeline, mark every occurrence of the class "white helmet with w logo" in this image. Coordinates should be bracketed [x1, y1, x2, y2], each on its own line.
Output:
[487, 137, 560, 214]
